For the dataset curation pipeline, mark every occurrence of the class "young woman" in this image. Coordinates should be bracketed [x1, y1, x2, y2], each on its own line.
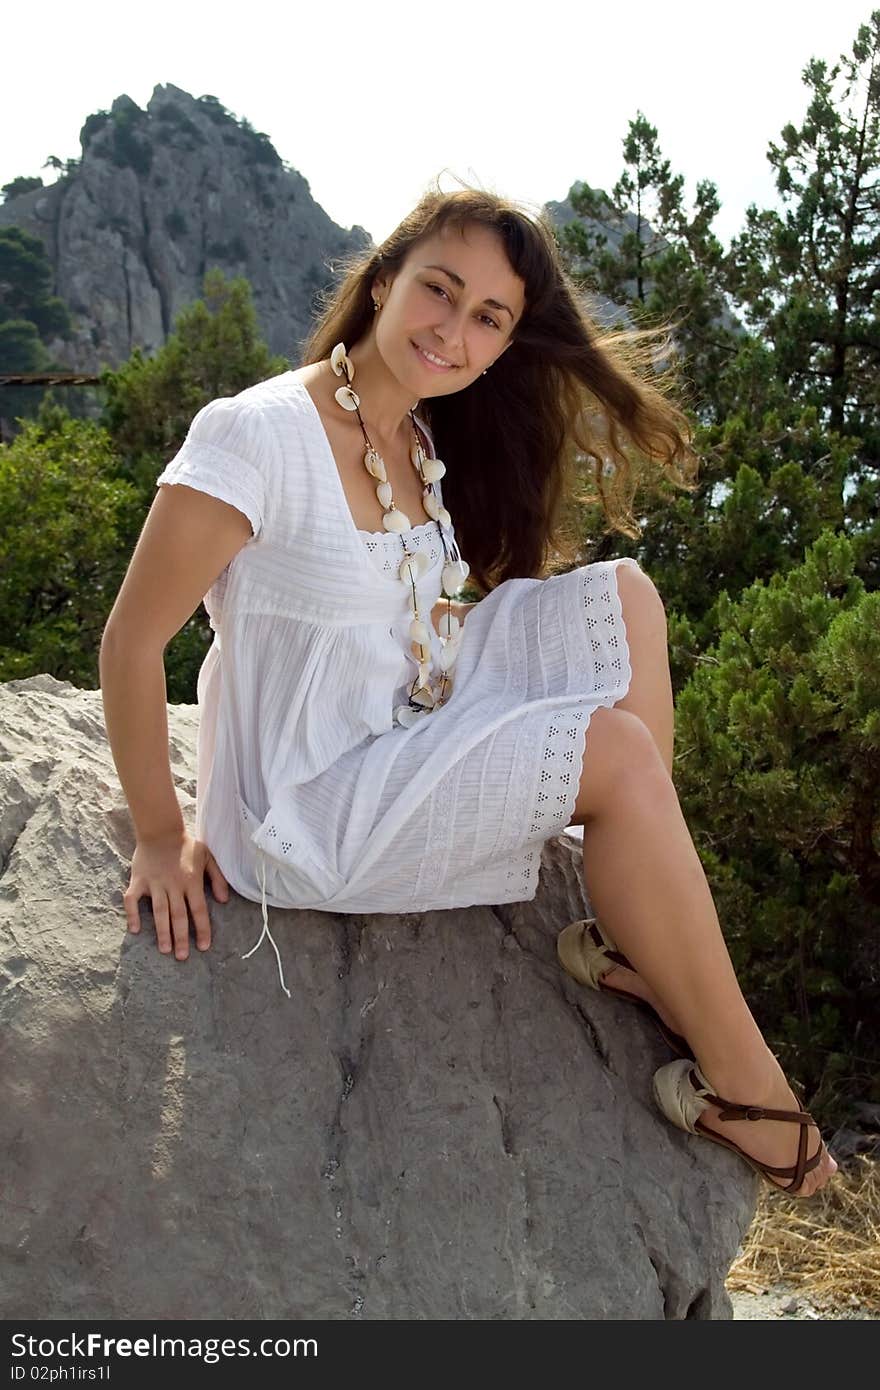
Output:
[100, 184, 837, 1198]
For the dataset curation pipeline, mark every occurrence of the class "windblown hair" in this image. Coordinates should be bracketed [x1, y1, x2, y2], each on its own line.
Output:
[299, 179, 700, 595]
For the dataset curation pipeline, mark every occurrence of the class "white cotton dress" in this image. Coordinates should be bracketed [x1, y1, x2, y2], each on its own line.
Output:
[155, 370, 639, 996]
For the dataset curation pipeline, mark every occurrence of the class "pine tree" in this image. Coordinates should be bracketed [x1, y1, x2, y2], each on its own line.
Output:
[725, 12, 879, 447]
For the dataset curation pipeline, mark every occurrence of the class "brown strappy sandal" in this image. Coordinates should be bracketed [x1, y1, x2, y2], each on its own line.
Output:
[652, 1059, 829, 1194]
[557, 917, 690, 1057]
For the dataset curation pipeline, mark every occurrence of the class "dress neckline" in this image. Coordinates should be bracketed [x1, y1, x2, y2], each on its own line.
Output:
[289, 374, 445, 589]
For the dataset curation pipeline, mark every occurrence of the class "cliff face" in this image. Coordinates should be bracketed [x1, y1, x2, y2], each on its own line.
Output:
[0, 85, 371, 371]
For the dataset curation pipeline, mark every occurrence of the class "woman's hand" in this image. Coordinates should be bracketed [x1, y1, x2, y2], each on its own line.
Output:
[123, 830, 230, 960]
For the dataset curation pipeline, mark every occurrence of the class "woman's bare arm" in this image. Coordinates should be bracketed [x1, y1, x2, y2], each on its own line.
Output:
[100, 481, 260, 956]
[100, 482, 253, 841]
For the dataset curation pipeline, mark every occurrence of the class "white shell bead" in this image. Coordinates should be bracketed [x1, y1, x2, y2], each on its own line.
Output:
[364, 448, 386, 481]
[411, 686, 435, 709]
[438, 506, 452, 528]
[439, 644, 458, 673]
[438, 611, 460, 638]
[442, 559, 469, 595]
[331, 343, 354, 379]
[395, 705, 421, 727]
[376, 480, 393, 507]
[398, 549, 429, 581]
[418, 660, 432, 685]
[409, 618, 430, 643]
[399, 556, 420, 584]
[335, 385, 360, 411]
[421, 459, 446, 483]
[384, 508, 410, 533]
[423, 491, 441, 521]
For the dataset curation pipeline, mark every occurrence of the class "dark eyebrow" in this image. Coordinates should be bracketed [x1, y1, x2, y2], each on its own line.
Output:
[422, 264, 514, 321]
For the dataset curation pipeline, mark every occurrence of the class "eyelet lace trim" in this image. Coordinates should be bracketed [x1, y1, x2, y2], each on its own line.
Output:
[527, 710, 592, 838]
[505, 563, 634, 900]
[359, 522, 446, 575]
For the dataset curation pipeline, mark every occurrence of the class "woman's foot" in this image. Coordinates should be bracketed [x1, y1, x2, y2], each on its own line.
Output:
[693, 1053, 838, 1197]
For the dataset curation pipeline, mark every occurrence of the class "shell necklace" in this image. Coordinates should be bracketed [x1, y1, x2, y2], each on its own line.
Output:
[330, 341, 470, 728]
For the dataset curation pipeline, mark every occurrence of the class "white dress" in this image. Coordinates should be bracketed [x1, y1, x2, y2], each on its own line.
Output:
[155, 371, 639, 997]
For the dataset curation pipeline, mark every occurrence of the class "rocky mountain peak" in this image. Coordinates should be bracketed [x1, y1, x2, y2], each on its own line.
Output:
[0, 85, 371, 372]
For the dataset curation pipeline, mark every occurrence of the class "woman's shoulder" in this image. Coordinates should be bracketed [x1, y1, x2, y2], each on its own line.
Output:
[222, 369, 322, 459]
[233, 368, 312, 415]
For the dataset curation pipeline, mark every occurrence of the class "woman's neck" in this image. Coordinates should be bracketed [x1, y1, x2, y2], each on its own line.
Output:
[316, 337, 423, 447]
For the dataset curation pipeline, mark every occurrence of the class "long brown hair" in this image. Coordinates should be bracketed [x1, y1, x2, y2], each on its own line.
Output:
[299, 179, 700, 595]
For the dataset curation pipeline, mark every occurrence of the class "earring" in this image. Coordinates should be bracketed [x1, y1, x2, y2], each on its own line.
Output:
[373, 299, 381, 312]
[482, 368, 488, 375]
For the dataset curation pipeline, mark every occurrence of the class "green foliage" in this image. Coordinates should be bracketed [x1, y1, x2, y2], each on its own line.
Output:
[558, 111, 739, 423]
[196, 94, 235, 126]
[0, 320, 52, 424]
[673, 529, 879, 1120]
[193, 94, 281, 165]
[1, 176, 43, 202]
[725, 14, 880, 450]
[107, 96, 153, 176]
[0, 227, 73, 425]
[154, 103, 204, 145]
[0, 227, 71, 339]
[100, 268, 287, 478]
[80, 110, 110, 149]
[0, 413, 140, 687]
[238, 116, 282, 168]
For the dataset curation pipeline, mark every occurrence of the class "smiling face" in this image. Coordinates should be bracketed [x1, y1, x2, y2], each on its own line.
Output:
[372, 221, 526, 398]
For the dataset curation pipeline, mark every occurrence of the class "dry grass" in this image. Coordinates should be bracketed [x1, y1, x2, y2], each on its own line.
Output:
[727, 1155, 880, 1309]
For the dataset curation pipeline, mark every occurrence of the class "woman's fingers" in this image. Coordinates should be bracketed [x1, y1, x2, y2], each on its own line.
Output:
[151, 886, 175, 955]
[167, 889, 192, 960]
[122, 881, 142, 934]
[187, 883, 213, 952]
[206, 852, 230, 904]
[123, 840, 229, 961]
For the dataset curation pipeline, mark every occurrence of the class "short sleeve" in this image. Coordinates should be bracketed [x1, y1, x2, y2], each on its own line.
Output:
[155, 394, 273, 541]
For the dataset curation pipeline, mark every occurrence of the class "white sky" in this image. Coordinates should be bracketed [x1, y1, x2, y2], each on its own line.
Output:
[2, 0, 874, 250]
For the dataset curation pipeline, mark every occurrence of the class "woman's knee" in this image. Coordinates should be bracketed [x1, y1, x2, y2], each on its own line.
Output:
[571, 705, 669, 824]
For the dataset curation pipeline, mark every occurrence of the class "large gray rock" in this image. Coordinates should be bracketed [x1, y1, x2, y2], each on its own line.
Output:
[0, 675, 756, 1319]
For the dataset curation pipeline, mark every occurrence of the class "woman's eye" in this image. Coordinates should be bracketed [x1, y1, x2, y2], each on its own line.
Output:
[426, 283, 500, 330]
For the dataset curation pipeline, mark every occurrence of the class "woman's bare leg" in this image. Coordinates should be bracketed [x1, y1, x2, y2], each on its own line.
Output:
[572, 705, 836, 1195]
[563, 562, 836, 1192]
[567, 561, 681, 1034]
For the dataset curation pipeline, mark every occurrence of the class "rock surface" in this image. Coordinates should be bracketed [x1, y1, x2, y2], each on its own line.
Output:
[0, 86, 370, 372]
[0, 674, 757, 1319]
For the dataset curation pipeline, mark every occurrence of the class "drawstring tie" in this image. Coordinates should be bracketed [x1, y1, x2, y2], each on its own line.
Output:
[241, 848, 291, 999]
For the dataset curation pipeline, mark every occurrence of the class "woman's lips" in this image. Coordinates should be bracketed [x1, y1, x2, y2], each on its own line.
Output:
[412, 340, 455, 372]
